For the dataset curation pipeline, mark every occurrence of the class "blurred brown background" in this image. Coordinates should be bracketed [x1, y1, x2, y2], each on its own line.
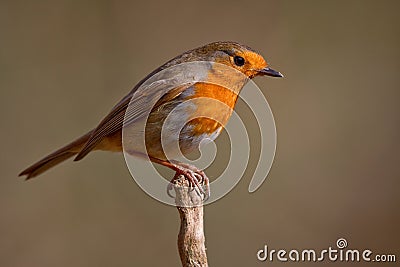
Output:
[1, 0, 399, 266]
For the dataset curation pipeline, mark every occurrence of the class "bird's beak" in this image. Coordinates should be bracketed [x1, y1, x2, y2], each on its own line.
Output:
[259, 67, 284, 78]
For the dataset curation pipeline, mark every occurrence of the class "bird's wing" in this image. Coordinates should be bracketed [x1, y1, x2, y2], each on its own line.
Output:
[74, 77, 195, 161]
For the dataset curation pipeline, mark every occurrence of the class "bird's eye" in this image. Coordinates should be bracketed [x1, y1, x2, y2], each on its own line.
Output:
[234, 56, 245, 66]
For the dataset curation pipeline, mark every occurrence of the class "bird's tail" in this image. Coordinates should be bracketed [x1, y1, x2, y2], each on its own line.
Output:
[19, 130, 93, 179]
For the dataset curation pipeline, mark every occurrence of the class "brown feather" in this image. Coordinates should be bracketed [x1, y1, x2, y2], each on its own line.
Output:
[19, 131, 93, 179]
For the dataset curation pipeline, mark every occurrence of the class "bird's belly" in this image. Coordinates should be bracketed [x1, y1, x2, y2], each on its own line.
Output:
[146, 105, 227, 160]
[124, 84, 237, 160]
[123, 103, 228, 160]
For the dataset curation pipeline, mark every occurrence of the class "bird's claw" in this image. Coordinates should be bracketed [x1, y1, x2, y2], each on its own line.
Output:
[167, 169, 210, 201]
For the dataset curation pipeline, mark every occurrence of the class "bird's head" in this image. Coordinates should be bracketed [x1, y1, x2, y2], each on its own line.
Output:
[180, 41, 283, 79]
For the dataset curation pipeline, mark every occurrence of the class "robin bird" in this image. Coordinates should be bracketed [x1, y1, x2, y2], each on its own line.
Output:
[19, 41, 283, 195]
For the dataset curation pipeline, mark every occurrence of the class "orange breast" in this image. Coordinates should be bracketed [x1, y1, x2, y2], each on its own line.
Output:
[186, 82, 239, 136]
[191, 82, 239, 108]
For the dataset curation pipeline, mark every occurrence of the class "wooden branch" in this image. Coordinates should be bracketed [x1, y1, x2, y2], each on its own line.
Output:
[173, 174, 209, 267]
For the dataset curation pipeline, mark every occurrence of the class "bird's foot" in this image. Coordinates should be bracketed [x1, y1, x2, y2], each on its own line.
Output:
[167, 161, 210, 201]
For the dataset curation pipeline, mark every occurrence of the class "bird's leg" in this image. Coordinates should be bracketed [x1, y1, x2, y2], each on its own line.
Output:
[149, 157, 210, 200]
